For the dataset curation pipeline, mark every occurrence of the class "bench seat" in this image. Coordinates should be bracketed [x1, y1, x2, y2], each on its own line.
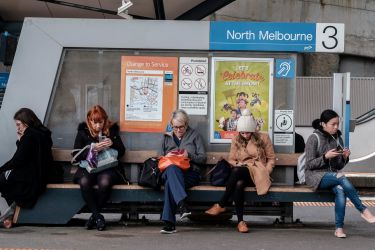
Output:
[13, 183, 335, 225]
[13, 149, 374, 225]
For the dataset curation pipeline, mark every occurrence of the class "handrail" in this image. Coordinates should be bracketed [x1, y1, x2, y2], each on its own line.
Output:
[356, 108, 375, 125]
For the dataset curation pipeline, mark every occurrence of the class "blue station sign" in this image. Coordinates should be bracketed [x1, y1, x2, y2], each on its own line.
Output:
[0, 73, 9, 89]
[210, 22, 344, 53]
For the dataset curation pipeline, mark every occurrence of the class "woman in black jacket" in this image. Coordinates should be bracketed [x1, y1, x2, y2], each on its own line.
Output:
[73, 105, 125, 231]
[0, 108, 53, 229]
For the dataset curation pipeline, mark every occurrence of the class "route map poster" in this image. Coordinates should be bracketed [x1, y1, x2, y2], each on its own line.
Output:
[120, 56, 178, 132]
[210, 57, 273, 143]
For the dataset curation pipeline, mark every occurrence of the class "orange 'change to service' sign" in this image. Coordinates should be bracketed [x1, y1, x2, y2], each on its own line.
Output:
[120, 56, 178, 132]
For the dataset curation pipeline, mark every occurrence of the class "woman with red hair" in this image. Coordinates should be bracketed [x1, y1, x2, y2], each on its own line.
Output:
[73, 105, 125, 231]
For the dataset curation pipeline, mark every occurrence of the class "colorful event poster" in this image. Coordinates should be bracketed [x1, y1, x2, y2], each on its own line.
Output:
[210, 57, 274, 143]
[120, 56, 178, 132]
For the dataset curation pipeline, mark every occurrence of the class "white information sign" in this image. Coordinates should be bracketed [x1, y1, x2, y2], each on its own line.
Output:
[274, 133, 294, 146]
[274, 110, 294, 132]
[316, 23, 345, 53]
[179, 94, 207, 115]
[178, 57, 208, 115]
[179, 57, 208, 92]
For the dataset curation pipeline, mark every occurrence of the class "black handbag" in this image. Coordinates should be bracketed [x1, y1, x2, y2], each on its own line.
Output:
[138, 157, 161, 190]
[208, 159, 232, 186]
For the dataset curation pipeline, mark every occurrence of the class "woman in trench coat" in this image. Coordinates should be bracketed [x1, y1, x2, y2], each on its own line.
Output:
[205, 111, 275, 233]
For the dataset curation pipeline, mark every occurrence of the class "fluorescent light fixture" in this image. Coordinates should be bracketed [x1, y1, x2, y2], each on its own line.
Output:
[118, 0, 133, 19]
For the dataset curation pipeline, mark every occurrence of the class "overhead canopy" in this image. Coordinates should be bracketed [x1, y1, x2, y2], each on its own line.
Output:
[0, 0, 236, 21]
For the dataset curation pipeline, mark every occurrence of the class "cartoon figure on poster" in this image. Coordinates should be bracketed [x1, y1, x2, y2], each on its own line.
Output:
[211, 58, 273, 143]
[218, 109, 238, 132]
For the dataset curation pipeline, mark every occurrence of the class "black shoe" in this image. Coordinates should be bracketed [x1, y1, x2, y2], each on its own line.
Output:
[160, 225, 177, 234]
[95, 214, 106, 231]
[178, 200, 191, 220]
[85, 215, 96, 230]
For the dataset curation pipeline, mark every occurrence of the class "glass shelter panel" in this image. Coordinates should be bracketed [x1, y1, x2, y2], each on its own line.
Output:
[46, 49, 296, 153]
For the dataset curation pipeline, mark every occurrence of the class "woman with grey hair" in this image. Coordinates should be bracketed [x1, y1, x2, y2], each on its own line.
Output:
[159, 109, 206, 234]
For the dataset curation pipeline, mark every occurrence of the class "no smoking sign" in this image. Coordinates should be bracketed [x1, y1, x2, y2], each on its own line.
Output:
[274, 110, 293, 132]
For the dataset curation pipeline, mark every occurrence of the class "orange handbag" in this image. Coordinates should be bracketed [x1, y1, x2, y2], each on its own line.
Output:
[158, 156, 190, 172]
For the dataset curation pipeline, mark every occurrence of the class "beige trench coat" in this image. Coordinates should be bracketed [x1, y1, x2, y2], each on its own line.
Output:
[227, 133, 276, 195]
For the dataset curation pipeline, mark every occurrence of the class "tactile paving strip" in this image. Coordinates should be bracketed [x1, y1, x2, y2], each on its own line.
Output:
[294, 201, 375, 207]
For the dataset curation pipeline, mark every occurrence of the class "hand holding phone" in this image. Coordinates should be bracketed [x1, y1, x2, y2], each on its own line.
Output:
[167, 149, 187, 157]
[170, 149, 185, 155]
[336, 145, 343, 154]
[342, 147, 350, 158]
[99, 135, 106, 142]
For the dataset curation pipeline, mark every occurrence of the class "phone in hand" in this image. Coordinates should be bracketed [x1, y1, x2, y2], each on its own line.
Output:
[336, 145, 343, 154]
[170, 149, 185, 155]
[99, 135, 107, 142]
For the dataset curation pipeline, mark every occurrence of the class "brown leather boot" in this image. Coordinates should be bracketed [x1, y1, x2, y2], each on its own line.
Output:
[205, 203, 226, 216]
[237, 221, 249, 233]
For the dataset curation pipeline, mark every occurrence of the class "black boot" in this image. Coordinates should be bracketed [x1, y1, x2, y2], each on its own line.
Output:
[95, 214, 106, 231]
[85, 214, 96, 230]
[178, 199, 191, 220]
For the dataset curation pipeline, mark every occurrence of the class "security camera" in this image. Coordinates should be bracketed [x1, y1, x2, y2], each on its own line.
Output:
[117, 0, 133, 19]
[118, 12, 133, 19]
[118, 0, 133, 13]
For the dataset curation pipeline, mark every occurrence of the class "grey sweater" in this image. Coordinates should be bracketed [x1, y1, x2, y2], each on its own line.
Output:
[305, 129, 348, 191]
[160, 126, 207, 174]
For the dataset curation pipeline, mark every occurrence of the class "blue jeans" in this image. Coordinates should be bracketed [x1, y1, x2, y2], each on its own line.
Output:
[319, 172, 366, 228]
[161, 166, 200, 225]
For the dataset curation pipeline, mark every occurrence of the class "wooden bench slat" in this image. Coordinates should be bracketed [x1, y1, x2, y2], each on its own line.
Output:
[52, 149, 159, 163]
[46, 183, 315, 193]
[52, 149, 72, 162]
[205, 152, 301, 165]
[122, 150, 158, 163]
[52, 148, 300, 166]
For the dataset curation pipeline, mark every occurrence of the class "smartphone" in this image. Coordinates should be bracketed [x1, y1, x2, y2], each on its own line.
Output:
[99, 135, 106, 142]
[336, 145, 343, 154]
[170, 149, 185, 155]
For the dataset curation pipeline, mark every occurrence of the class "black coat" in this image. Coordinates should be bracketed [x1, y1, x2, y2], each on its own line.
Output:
[72, 122, 125, 180]
[0, 126, 53, 208]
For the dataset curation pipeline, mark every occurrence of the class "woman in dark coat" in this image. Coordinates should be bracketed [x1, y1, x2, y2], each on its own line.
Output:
[73, 105, 125, 231]
[305, 109, 375, 238]
[0, 108, 53, 228]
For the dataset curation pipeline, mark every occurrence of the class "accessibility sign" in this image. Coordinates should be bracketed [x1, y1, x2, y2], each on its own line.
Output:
[274, 110, 293, 132]
[210, 22, 344, 53]
[275, 59, 295, 78]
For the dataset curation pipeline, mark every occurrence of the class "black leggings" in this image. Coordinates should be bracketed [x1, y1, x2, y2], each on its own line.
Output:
[75, 169, 120, 216]
[0, 173, 14, 205]
[219, 167, 252, 222]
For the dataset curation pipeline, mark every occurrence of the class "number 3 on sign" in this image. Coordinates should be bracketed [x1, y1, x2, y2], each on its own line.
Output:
[316, 23, 345, 52]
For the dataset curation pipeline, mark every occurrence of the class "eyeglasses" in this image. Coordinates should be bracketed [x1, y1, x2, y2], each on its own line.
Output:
[172, 125, 186, 130]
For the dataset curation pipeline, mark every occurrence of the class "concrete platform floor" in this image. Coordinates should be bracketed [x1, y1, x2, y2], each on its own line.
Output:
[1, 206, 375, 250]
